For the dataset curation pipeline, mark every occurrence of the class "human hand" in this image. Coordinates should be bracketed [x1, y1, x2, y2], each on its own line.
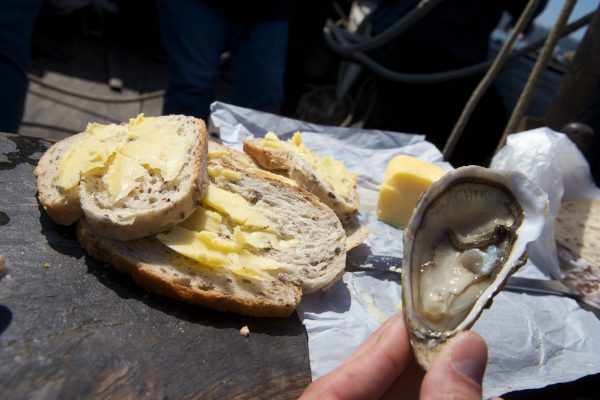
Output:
[300, 312, 495, 400]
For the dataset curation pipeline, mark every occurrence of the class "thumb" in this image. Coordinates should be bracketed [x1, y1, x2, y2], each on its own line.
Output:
[420, 331, 488, 400]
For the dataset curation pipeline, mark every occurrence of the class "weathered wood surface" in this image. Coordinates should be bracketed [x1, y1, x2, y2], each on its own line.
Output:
[0, 134, 312, 399]
[20, 38, 166, 142]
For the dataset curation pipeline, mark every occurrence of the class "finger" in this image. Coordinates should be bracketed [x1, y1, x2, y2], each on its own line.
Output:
[346, 312, 402, 363]
[420, 331, 488, 400]
[300, 313, 412, 400]
[381, 355, 425, 400]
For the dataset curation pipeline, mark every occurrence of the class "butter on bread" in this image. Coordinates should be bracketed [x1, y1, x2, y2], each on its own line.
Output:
[34, 114, 208, 240]
[77, 163, 347, 317]
[243, 132, 360, 225]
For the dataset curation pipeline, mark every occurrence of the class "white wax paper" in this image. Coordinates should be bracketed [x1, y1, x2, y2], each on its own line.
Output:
[209, 102, 600, 398]
[491, 128, 600, 279]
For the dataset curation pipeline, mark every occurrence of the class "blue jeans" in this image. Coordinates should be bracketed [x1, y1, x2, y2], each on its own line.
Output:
[0, 0, 43, 133]
[156, 0, 289, 120]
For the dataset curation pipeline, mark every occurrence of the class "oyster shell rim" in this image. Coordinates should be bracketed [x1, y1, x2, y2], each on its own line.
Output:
[402, 165, 548, 369]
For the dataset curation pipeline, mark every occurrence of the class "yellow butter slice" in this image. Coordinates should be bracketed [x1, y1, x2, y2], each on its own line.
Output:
[377, 155, 447, 228]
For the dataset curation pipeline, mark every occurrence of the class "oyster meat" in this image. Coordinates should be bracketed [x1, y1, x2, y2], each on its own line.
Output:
[402, 166, 548, 369]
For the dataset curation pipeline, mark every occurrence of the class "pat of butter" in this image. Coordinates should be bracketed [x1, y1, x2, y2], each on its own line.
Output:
[250, 168, 297, 187]
[179, 206, 222, 232]
[263, 132, 355, 199]
[120, 116, 192, 182]
[203, 184, 273, 230]
[233, 226, 297, 250]
[207, 165, 242, 182]
[208, 149, 255, 168]
[377, 155, 446, 228]
[157, 226, 291, 281]
[157, 179, 295, 281]
[57, 123, 128, 190]
[157, 226, 238, 267]
[106, 153, 148, 202]
[56, 114, 192, 203]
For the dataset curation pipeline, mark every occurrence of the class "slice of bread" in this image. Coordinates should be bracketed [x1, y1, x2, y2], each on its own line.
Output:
[244, 135, 360, 225]
[34, 133, 86, 225]
[35, 115, 208, 241]
[212, 139, 368, 250]
[77, 164, 347, 317]
[80, 116, 208, 241]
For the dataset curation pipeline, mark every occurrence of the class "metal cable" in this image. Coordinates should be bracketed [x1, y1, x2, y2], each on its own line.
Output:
[496, 0, 578, 154]
[442, 0, 541, 159]
[324, 0, 446, 55]
[27, 73, 165, 103]
[324, 12, 592, 84]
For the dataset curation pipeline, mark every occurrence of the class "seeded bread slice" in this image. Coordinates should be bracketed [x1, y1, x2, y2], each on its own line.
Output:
[77, 165, 347, 317]
[243, 138, 360, 225]
[212, 140, 368, 249]
[34, 132, 86, 225]
[80, 116, 208, 241]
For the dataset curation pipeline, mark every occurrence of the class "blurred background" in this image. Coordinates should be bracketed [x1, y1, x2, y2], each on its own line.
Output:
[5, 0, 599, 178]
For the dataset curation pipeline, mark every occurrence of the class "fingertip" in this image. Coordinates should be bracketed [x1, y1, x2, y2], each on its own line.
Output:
[449, 331, 488, 386]
[420, 331, 489, 400]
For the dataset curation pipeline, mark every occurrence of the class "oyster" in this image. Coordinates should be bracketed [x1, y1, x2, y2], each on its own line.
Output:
[402, 166, 548, 369]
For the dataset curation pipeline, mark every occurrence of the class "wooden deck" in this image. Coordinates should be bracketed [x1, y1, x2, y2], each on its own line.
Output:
[20, 37, 172, 142]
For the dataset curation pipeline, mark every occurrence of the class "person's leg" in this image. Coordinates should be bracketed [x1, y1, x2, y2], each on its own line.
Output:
[155, 0, 228, 120]
[0, 0, 43, 133]
[230, 20, 289, 114]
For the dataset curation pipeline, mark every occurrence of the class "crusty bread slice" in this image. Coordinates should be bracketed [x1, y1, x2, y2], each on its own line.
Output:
[244, 137, 360, 225]
[212, 139, 368, 249]
[208, 139, 259, 169]
[80, 116, 208, 241]
[34, 133, 86, 225]
[76, 164, 347, 317]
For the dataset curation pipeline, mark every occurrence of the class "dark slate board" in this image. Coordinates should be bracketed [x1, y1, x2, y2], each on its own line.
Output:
[0, 134, 312, 399]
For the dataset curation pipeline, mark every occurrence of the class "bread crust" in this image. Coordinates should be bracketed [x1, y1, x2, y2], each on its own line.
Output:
[76, 220, 301, 317]
[34, 133, 86, 225]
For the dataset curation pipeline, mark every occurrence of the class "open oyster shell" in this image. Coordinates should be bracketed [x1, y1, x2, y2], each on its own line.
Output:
[402, 166, 548, 369]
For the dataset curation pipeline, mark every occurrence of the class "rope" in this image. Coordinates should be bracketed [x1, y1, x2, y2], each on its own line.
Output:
[442, 0, 542, 159]
[324, 0, 446, 55]
[496, 0, 578, 154]
[324, 12, 592, 84]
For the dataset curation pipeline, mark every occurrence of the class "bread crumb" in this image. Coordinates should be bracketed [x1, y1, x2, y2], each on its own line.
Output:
[240, 325, 250, 337]
[42, 262, 50, 269]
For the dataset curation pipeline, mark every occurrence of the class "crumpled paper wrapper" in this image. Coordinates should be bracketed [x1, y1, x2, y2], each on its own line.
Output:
[210, 102, 600, 398]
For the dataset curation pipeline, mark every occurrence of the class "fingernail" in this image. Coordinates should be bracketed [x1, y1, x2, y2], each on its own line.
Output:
[450, 333, 487, 386]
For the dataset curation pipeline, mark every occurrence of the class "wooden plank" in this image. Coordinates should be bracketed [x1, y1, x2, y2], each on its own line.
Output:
[0, 134, 311, 399]
[20, 37, 168, 141]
